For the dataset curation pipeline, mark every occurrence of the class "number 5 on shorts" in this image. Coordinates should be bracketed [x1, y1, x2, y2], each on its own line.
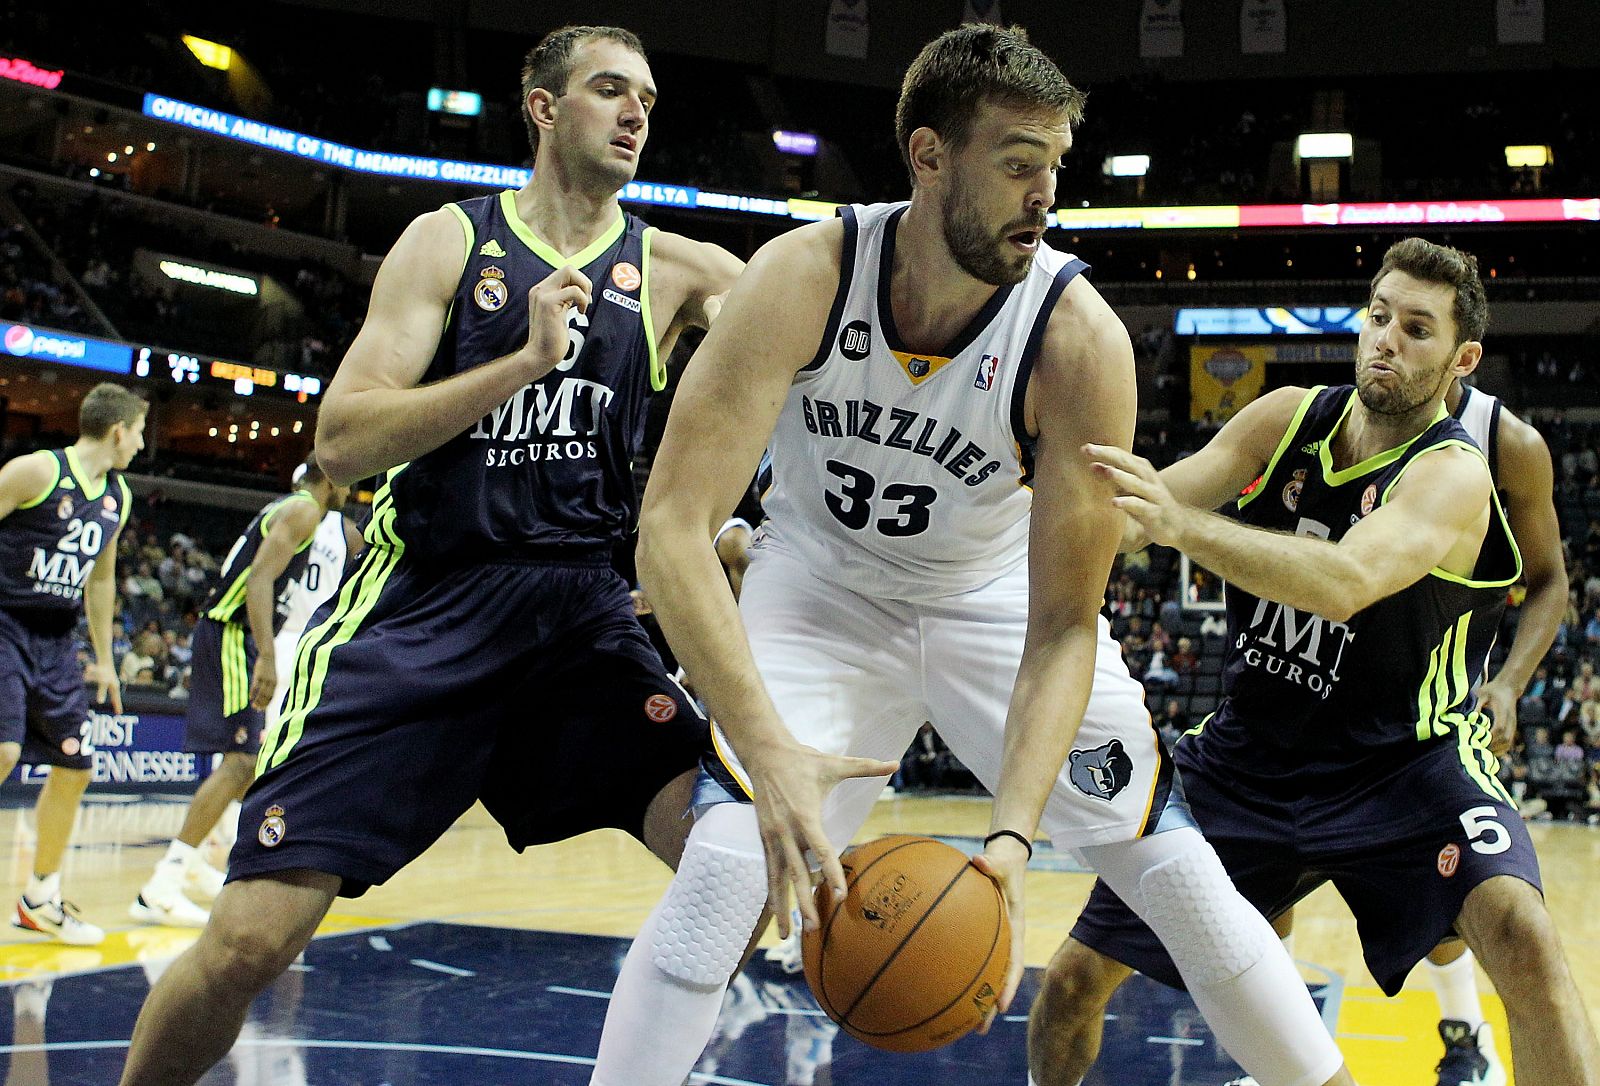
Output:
[1459, 805, 1510, 855]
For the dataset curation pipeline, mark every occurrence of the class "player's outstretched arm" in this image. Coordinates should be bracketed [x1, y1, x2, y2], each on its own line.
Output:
[648, 231, 744, 344]
[1479, 412, 1566, 750]
[637, 220, 897, 937]
[243, 498, 323, 710]
[977, 279, 1136, 1019]
[315, 210, 589, 484]
[1091, 439, 1494, 623]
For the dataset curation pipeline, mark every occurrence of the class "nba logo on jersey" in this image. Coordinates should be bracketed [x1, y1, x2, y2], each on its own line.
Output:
[974, 354, 1001, 391]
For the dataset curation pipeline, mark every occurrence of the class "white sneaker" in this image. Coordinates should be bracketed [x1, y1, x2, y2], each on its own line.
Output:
[184, 859, 226, 900]
[13, 895, 105, 945]
[130, 882, 210, 928]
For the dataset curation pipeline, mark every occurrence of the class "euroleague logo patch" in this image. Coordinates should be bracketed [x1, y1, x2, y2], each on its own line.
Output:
[644, 693, 678, 722]
[1360, 483, 1378, 517]
[1437, 842, 1461, 878]
[259, 804, 287, 848]
[611, 261, 642, 292]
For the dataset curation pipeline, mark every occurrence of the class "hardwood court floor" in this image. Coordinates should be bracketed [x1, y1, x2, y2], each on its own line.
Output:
[0, 790, 1595, 1084]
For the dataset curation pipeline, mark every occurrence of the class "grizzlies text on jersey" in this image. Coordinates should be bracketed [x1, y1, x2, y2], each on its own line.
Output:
[0, 449, 130, 630]
[1194, 385, 1521, 781]
[758, 202, 1087, 599]
[379, 190, 663, 562]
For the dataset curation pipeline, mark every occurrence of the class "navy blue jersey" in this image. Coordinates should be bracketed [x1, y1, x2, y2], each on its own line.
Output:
[203, 491, 319, 635]
[0, 449, 130, 627]
[1193, 386, 1521, 782]
[380, 190, 664, 562]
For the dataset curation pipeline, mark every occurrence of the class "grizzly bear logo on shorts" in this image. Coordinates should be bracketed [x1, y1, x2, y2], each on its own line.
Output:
[1068, 739, 1134, 802]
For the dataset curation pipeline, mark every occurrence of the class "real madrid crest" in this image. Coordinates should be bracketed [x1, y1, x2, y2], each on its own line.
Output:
[1282, 468, 1306, 512]
[474, 265, 509, 312]
[259, 804, 287, 847]
[57, 495, 74, 519]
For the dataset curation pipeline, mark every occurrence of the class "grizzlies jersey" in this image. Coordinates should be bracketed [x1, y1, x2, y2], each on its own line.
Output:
[0, 449, 130, 625]
[1453, 384, 1502, 478]
[759, 202, 1088, 600]
[273, 510, 349, 640]
[1195, 385, 1521, 780]
[379, 190, 661, 562]
[204, 492, 319, 634]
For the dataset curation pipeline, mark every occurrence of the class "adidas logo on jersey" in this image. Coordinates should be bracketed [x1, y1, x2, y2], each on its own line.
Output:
[479, 239, 507, 257]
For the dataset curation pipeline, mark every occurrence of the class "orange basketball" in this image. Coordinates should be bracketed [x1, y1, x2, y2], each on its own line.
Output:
[801, 834, 1010, 1053]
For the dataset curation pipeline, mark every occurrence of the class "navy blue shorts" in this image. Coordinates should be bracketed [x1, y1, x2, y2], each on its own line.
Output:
[229, 550, 708, 897]
[1071, 735, 1543, 995]
[0, 608, 93, 769]
[186, 616, 265, 755]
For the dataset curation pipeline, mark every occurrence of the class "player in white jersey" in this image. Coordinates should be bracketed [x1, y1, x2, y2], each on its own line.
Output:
[1267, 377, 1566, 1086]
[590, 26, 1350, 1086]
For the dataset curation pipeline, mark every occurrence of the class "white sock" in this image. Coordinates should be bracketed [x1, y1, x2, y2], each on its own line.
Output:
[26, 871, 59, 905]
[164, 839, 198, 867]
[1427, 948, 1485, 1030]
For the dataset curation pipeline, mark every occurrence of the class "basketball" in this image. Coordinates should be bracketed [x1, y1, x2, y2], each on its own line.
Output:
[801, 834, 1010, 1053]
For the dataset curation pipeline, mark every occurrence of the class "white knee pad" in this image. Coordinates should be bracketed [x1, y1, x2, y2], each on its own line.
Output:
[650, 804, 767, 988]
[1137, 845, 1274, 988]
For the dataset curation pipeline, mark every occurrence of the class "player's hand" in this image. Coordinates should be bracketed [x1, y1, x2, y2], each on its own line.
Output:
[249, 652, 277, 710]
[744, 740, 899, 940]
[1083, 444, 1190, 548]
[1477, 678, 1518, 755]
[971, 834, 1030, 1032]
[84, 659, 122, 714]
[522, 265, 592, 382]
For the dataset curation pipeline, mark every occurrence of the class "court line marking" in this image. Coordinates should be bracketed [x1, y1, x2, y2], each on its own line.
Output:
[1146, 1035, 1204, 1046]
[0, 1039, 775, 1084]
[410, 958, 476, 977]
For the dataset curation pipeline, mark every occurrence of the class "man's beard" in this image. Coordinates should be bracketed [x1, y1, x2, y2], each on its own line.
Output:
[941, 178, 1039, 287]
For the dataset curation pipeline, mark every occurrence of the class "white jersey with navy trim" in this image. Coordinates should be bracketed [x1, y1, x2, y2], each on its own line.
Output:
[758, 201, 1088, 600]
[1453, 384, 1502, 480]
[272, 511, 347, 661]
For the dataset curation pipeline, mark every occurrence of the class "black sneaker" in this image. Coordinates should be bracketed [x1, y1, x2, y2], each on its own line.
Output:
[1435, 1019, 1505, 1086]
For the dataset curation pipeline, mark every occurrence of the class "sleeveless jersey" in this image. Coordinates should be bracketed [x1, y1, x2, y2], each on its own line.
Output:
[1194, 385, 1521, 781]
[376, 190, 661, 563]
[273, 510, 349, 641]
[1453, 384, 1502, 479]
[759, 202, 1088, 600]
[0, 448, 130, 627]
[204, 491, 319, 635]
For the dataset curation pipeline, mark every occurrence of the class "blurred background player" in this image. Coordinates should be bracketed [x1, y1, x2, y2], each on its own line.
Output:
[131, 452, 351, 927]
[0, 382, 144, 945]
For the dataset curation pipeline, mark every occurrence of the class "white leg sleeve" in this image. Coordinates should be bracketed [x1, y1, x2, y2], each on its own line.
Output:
[1079, 828, 1344, 1086]
[591, 803, 767, 1086]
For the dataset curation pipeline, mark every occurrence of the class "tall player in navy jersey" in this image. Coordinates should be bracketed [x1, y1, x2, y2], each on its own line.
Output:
[119, 25, 742, 1086]
[1044, 239, 1600, 1085]
[592, 26, 1349, 1086]
[0, 382, 145, 945]
[130, 453, 352, 929]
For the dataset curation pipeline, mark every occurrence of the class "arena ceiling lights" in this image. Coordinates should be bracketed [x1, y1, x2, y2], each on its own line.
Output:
[181, 35, 233, 72]
[1505, 144, 1553, 168]
[1295, 132, 1354, 159]
[1103, 155, 1150, 177]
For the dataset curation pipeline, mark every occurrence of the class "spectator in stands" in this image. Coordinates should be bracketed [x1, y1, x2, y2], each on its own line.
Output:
[1199, 609, 1228, 639]
[1555, 729, 1585, 765]
[1170, 636, 1198, 676]
[1156, 699, 1189, 747]
[1144, 650, 1178, 692]
[119, 631, 163, 687]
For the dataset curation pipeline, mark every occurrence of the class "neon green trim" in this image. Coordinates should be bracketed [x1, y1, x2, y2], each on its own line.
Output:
[1451, 711, 1513, 804]
[259, 491, 317, 539]
[641, 226, 664, 392]
[1236, 387, 1322, 511]
[222, 622, 250, 717]
[1317, 392, 1447, 486]
[1378, 439, 1524, 589]
[65, 446, 107, 500]
[264, 546, 403, 771]
[207, 569, 251, 624]
[498, 189, 624, 268]
[443, 202, 474, 278]
[115, 476, 132, 530]
[15, 452, 61, 510]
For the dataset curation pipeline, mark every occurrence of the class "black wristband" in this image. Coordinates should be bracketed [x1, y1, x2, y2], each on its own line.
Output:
[983, 829, 1034, 859]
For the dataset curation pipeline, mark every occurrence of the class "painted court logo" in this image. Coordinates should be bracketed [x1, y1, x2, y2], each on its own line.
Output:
[644, 694, 677, 722]
[259, 804, 287, 847]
